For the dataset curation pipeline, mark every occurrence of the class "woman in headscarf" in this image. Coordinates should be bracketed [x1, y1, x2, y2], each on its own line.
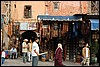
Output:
[54, 43, 65, 66]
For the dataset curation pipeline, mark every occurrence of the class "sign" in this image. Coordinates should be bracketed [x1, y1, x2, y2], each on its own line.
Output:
[20, 22, 28, 30]
[28, 23, 37, 30]
[20, 22, 37, 30]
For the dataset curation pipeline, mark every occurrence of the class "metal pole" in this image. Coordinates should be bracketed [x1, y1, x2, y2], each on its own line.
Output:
[80, 1, 82, 14]
[2, 22, 4, 49]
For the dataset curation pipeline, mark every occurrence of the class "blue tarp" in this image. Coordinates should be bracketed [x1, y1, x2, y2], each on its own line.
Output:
[37, 15, 82, 20]
[90, 19, 99, 30]
[1, 15, 4, 23]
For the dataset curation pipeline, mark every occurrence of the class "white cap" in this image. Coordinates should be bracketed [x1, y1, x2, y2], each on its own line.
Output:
[23, 39, 28, 42]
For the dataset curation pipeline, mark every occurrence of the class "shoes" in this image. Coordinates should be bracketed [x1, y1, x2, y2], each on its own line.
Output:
[2, 64, 4, 65]
[23, 62, 26, 64]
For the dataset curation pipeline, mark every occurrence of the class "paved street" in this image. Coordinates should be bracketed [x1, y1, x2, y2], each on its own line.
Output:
[1, 57, 82, 66]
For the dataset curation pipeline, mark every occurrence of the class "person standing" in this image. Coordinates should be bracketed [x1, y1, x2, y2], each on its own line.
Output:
[1, 49, 6, 64]
[54, 43, 65, 66]
[32, 38, 40, 66]
[81, 43, 90, 66]
[27, 39, 32, 62]
[22, 39, 28, 63]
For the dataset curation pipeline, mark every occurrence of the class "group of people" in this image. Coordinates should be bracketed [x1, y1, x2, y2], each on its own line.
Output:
[1, 37, 91, 66]
[22, 37, 65, 66]
[1, 45, 18, 65]
[22, 38, 39, 66]
[22, 39, 32, 63]
[54, 43, 91, 66]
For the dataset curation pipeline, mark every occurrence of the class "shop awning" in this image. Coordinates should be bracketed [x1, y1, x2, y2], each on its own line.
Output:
[37, 15, 82, 21]
[90, 19, 99, 30]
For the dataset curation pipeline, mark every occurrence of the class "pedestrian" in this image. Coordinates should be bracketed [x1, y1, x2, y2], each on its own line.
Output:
[81, 43, 90, 66]
[54, 43, 65, 66]
[22, 39, 28, 63]
[27, 39, 32, 62]
[1, 49, 6, 65]
[32, 37, 40, 66]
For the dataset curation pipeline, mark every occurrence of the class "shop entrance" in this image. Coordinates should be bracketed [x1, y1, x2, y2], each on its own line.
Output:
[19, 30, 37, 55]
[39, 20, 80, 61]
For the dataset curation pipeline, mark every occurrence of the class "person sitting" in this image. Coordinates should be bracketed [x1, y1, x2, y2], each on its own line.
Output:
[10, 46, 17, 59]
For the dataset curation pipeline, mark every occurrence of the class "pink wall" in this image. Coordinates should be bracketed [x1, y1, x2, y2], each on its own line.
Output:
[11, 1, 45, 22]
[46, 1, 88, 16]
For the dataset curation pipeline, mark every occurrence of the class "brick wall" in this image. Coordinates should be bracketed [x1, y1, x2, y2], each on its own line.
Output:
[46, 1, 88, 16]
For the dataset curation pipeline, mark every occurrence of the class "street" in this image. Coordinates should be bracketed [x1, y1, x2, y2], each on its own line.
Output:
[1, 56, 82, 66]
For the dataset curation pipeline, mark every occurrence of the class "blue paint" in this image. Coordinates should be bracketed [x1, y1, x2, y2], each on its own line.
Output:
[37, 15, 82, 20]
[90, 19, 99, 30]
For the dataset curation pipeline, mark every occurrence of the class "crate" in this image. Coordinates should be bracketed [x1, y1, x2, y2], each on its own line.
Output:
[42, 58, 46, 62]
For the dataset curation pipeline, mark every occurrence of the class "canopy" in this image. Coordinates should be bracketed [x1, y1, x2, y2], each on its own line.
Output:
[37, 15, 82, 21]
[90, 19, 99, 30]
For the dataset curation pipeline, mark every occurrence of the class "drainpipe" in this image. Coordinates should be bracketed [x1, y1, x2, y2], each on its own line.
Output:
[80, 1, 82, 14]
[2, 20, 4, 49]
[45, 2, 49, 15]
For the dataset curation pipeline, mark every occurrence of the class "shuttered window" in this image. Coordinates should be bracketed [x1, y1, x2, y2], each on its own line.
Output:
[24, 5, 32, 18]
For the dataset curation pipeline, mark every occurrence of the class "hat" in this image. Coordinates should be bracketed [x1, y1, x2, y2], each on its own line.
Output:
[23, 39, 28, 42]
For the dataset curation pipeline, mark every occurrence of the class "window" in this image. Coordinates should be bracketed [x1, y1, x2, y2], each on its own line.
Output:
[24, 5, 32, 18]
[53, 2, 59, 11]
[14, 4, 16, 8]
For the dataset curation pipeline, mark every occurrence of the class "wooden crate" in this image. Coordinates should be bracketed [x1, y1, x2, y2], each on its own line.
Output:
[42, 58, 46, 62]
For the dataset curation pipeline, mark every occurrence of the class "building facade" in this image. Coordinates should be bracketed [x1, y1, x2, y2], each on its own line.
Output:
[11, 1, 46, 22]
[1, 1, 99, 63]
[1, 1, 10, 50]
[37, 1, 99, 63]
[45, 1, 88, 16]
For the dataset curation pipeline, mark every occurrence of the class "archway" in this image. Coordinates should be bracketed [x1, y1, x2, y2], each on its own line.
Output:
[19, 30, 37, 55]
[21, 30, 37, 42]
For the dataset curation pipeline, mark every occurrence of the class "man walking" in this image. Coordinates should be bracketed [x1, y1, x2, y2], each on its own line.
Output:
[81, 43, 90, 66]
[32, 38, 40, 66]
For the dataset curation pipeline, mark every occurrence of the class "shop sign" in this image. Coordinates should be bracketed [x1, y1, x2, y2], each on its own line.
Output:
[20, 22, 28, 30]
[28, 23, 37, 30]
[20, 22, 37, 30]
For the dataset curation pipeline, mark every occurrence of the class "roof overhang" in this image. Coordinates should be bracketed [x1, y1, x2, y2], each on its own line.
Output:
[37, 15, 82, 21]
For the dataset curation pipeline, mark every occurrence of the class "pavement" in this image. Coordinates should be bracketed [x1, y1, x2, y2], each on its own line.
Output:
[1, 57, 99, 66]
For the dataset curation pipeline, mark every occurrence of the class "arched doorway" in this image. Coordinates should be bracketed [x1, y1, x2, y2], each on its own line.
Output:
[21, 30, 37, 41]
[19, 30, 37, 55]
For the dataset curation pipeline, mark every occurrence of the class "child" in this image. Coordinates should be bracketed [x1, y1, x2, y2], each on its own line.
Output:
[1, 49, 6, 64]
